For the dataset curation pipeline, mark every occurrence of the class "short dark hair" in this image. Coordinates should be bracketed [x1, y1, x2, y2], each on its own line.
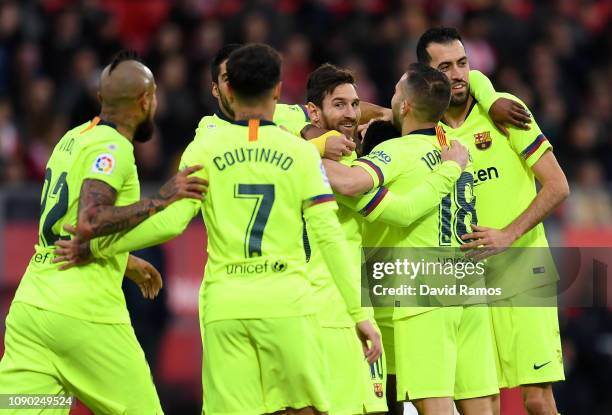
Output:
[403, 62, 451, 122]
[211, 43, 243, 82]
[416, 27, 463, 64]
[360, 120, 400, 156]
[306, 63, 355, 107]
[226, 43, 281, 101]
[108, 49, 141, 74]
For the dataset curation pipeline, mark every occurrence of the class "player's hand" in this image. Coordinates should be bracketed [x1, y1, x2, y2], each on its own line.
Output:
[324, 134, 356, 160]
[460, 225, 518, 260]
[125, 255, 163, 300]
[158, 165, 208, 206]
[357, 118, 382, 142]
[489, 98, 531, 137]
[355, 320, 382, 364]
[52, 224, 92, 270]
[441, 140, 469, 170]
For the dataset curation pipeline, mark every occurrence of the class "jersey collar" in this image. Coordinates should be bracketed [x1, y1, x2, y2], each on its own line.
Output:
[232, 119, 276, 126]
[98, 118, 118, 130]
[439, 96, 478, 127]
[408, 127, 436, 136]
[214, 108, 233, 123]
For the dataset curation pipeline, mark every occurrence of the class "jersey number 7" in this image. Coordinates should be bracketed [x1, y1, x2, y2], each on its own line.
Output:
[234, 184, 275, 258]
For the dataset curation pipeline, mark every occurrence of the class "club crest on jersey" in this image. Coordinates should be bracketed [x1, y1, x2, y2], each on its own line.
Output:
[374, 383, 384, 398]
[474, 131, 492, 150]
[92, 153, 115, 175]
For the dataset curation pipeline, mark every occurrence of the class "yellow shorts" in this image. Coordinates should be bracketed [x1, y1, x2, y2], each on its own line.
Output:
[0, 302, 162, 415]
[374, 307, 394, 375]
[490, 300, 564, 388]
[202, 315, 329, 415]
[394, 306, 498, 401]
[322, 326, 387, 414]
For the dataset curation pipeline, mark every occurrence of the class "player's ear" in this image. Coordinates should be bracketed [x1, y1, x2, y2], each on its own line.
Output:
[138, 91, 151, 113]
[306, 102, 320, 123]
[400, 99, 411, 116]
[96, 91, 102, 104]
[211, 82, 219, 99]
[272, 82, 282, 101]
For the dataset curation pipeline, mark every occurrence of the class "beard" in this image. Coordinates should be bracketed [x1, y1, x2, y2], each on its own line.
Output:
[321, 112, 357, 140]
[392, 107, 401, 130]
[219, 91, 235, 118]
[133, 112, 155, 143]
[449, 82, 470, 107]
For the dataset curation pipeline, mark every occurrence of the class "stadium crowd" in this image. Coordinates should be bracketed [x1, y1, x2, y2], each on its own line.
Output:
[0, 0, 610, 413]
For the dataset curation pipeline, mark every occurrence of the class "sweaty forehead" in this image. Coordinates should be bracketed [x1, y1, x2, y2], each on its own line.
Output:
[324, 83, 359, 102]
[426, 40, 466, 66]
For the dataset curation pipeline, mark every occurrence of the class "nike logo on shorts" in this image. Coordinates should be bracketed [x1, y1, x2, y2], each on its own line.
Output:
[533, 361, 551, 370]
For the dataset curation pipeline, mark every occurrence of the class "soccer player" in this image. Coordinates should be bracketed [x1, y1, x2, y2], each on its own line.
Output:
[303, 63, 478, 415]
[304, 63, 389, 415]
[322, 63, 500, 415]
[199, 43, 357, 160]
[55, 44, 383, 415]
[0, 52, 208, 414]
[416, 27, 569, 415]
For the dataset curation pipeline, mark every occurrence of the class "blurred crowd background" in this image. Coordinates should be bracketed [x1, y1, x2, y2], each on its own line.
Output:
[0, 0, 610, 414]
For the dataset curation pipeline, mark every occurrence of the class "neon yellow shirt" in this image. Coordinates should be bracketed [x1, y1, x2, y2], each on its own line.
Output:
[307, 152, 365, 327]
[14, 117, 138, 323]
[195, 103, 309, 139]
[440, 93, 557, 294]
[354, 128, 477, 316]
[90, 119, 368, 325]
[355, 128, 476, 248]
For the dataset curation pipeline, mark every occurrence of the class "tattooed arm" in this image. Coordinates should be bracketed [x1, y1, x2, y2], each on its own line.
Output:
[77, 165, 207, 240]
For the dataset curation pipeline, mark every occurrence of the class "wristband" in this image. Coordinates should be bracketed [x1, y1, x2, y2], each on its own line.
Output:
[309, 130, 341, 157]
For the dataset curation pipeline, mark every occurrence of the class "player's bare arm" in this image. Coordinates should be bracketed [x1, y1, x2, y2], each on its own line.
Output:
[489, 98, 532, 136]
[322, 159, 373, 197]
[125, 255, 163, 300]
[360, 101, 392, 123]
[76, 165, 207, 240]
[462, 150, 569, 259]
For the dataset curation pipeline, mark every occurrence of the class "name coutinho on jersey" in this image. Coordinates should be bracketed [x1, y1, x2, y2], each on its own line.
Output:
[213, 147, 294, 172]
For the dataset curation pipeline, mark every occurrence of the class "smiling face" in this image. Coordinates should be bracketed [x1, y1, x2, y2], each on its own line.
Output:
[426, 40, 470, 107]
[314, 83, 361, 139]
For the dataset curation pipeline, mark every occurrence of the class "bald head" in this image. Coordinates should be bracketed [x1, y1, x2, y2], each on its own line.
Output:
[97, 52, 158, 143]
[99, 60, 155, 107]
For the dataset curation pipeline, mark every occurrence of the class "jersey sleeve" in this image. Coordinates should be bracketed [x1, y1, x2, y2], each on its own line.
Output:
[192, 115, 220, 143]
[178, 138, 210, 182]
[301, 145, 338, 214]
[341, 160, 462, 224]
[90, 140, 208, 258]
[468, 70, 498, 113]
[505, 98, 553, 168]
[274, 103, 310, 137]
[303, 202, 369, 323]
[367, 161, 462, 224]
[351, 141, 400, 188]
[90, 198, 200, 259]
[80, 138, 134, 191]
